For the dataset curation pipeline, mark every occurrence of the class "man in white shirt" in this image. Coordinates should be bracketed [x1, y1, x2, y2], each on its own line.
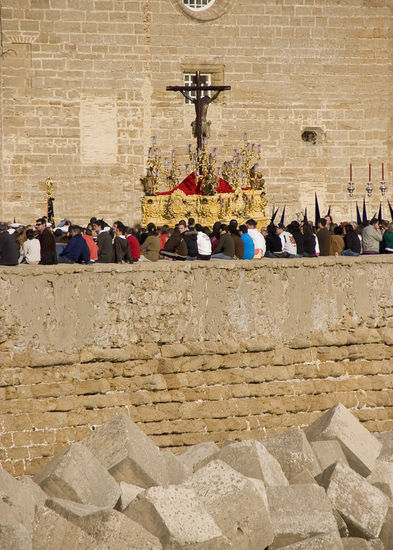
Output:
[19, 229, 41, 264]
[246, 219, 265, 259]
[276, 223, 297, 257]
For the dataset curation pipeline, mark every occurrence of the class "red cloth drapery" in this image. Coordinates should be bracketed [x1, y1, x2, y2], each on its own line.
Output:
[156, 172, 235, 196]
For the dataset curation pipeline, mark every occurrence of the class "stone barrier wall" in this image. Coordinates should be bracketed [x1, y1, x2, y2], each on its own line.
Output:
[1, 257, 393, 476]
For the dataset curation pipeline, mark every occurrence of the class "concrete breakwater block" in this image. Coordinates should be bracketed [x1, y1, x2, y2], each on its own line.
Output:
[305, 403, 382, 476]
[33, 441, 121, 508]
[81, 413, 168, 487]
[0, 403, 392, 550]
[184, 459, 274, 549]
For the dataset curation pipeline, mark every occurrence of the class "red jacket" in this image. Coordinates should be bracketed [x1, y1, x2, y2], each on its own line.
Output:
[127, 234, 141, 259]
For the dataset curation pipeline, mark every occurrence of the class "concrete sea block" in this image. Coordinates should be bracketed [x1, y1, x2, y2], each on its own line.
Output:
[266, 483, 340, 549]
[161, 448, 192, 484]
[305, 403, 381, 476]
[116, 481, 144, 512]
[184, 459, 274, 550]
[198, 439, 289, 486]
[82, 413, 167, 487]
[311, 440, 349, 471]
[33, 442, 121, 508]
[46, 498, 162, 549]
[262, 427, 321, 479]
[0, 502, 31, 550]
[32, 505, 96, 550]
[377, 430, 393, 462]
[367, 459, 393, 500]
[316, 461, 390, 539]
[278, 533, 344, 549]
[0, 466, 35, 536]
[341, 539, 376, 549]
[177, 441, 219, 472]
[380, 505, 393, 550]
[124, 485, 231, 549]
[289, 470, 318, 486]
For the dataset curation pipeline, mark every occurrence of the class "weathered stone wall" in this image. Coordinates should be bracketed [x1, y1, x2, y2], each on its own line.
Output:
[1, 258, 393, 476]
[1, 0, 392, 224]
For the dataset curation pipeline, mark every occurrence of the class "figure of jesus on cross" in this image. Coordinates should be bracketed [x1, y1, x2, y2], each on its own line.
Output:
[166, 71, 231, 151]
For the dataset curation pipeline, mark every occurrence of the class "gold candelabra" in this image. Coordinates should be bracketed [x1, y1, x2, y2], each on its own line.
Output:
[141, 137, 181, 195]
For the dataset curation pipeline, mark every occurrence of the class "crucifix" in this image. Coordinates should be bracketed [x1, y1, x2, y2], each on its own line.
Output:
[166, 71, 231, 152]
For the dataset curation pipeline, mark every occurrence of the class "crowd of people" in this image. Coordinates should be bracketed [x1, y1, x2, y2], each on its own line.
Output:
[0, 214, 392, 266]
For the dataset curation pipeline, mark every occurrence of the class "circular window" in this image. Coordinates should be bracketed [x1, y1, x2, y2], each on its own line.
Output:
[173, 0, 231, 21]
[183, 0, 216, 10]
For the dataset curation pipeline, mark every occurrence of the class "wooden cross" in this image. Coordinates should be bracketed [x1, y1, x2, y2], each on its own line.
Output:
[166, 71, 231, 151]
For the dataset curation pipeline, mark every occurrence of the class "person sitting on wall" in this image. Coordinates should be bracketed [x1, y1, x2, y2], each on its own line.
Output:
[316, 218, 331, 256]
[113, 221, 134, 263]
[58, 225, 90, 264]
[0, 221, 20, 265]
[93, 219, 115, 263]
[382, 223, 393, 254]
[228, 220, 244, 260]
[211, 224, 235, 260]
[276, 223, 297, 258]
[362, 218, 384, 254]
[160, 223, 188, 261]
[342, 223, 361, 256]
[264, 223, 284, 258]
[246, 219, 265, 259]
[329, 225, 345, 256]
[287, 221, 304, 257]
[36, 217, 58, 265]
[302, 222, 317, 257]
[239, 224, 255, 260]
[195, 223, 212, 260]
[127, 227, 141, 261]
[82, 227, 99, 262]
[19, 228, 41, 264]
[179, 219, 198, 261]
[140, 222, 161, 262]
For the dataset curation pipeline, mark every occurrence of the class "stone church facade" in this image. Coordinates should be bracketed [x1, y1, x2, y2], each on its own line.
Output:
[0, 0, 392, 225]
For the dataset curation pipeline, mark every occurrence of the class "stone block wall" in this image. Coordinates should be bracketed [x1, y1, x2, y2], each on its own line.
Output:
[1, 0, 392, 224]
[0, 258, 393, 476]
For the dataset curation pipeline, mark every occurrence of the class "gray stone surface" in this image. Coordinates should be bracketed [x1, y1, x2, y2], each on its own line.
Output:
[333, 510, 349, 537]
[380, 505, 393, 550]
[262, 427, 321, 479]
[0, 502, 32, 550]
[266, 484, 340, 549]
[124, 485, 231, 549]
[33, 441, 121, 508]
[161, 448, 192, 484]
[341, 538, 374, 549]
[19, 477, 47, 507]
[47, 497, 162, 549]
[367, 459, 393, 500]
[377, 430, 393, 462]
[32, 504, 96, 550]
[305, 403, 381, 476]
[289, 470, 318, 485]
[311, 440, 349, 471]
[198, 439, 289, 486]
[184, 459, 274, 550]
[116, 481, 144, 512]
[0, 466, 35, 536]
[177, 442, 219, 472]
[278, 533, 344, 549]
[316, 461, 390, 539]
[82, 413, 167, 487]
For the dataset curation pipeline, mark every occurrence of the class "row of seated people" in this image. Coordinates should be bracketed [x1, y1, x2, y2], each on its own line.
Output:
[0, 215, 391, 265]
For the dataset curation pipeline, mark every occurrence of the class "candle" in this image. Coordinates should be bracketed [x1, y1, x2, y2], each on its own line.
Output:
[350, 163, 352, 181]
[188, 144, 192, 153]
[152, 136, 156, 145]
[185, 164, 190, 173]
[382, 162, 385, 181]
[171, 150, 175, 158]
[369, 163, 372, 182]
[244, 133, 248, 141]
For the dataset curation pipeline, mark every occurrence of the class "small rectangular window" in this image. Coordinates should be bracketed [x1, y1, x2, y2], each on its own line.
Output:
[183, 73, 211, 104]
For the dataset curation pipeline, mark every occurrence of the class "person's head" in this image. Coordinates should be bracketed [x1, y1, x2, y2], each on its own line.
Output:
[114, 222, 126, 236]
[246, 218, 257, 229]
[0, 222, 8, 233]
[89, 217, 97, 225]
[25, 228, 35, 240]
[69, 225, 82, 237]
[195, 223, 203, 232]
[147, 222, 157, 235]
[160, 224, 169, 235]
[318, 218, 327, 228]
[290, 220, 300, 231]
[302, 222, 314, 236]
[93, 219, 105, 232]
[260, 226, 268, 237]
[345, 224, 353, 234]
[325, 215, 333, 225]
[35, 218, 47, 232]
[220, 223, 228, 233]
[188, 218, 195, 228]
[178, 220, 187, 233]
[333, 225, 343, 235]
[84, 227, 93, 236]
[54, 228, 63, 238]
[112, 220, 124, 231]
[228, 220, 238, 235]
[276, 223, 285, 234]
[267, 223, 276, 236]
[212, 221, 221, 236]
[387, 223, 393, 233]
[370, 217, 379, 228]
[239, 224, 248, 235]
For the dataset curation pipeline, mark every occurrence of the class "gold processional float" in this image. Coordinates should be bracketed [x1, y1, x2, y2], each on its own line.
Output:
[141, 71, 268, 228]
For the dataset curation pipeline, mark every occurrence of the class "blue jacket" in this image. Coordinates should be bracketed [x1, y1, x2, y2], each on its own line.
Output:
[60, 234, 90, 264]
[241, 233, 255, 259]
